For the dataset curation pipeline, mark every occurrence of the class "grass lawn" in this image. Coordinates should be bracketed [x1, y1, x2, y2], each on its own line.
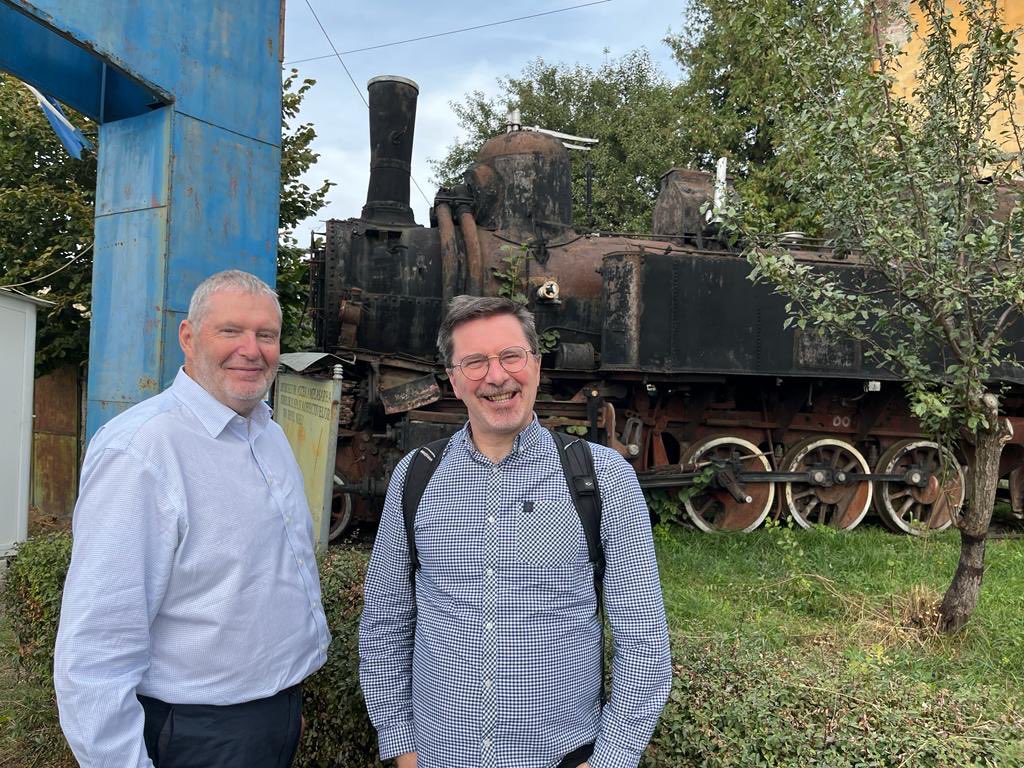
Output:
[3, 524, 1024, 766]
[648, 523, 1024, 766]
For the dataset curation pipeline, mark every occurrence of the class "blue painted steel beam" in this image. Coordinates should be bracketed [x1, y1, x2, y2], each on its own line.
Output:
[0, 0, 282, 438]
[0, 2, 169, 120]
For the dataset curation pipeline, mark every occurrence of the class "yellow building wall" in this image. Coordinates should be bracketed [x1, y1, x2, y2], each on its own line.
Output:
[885, 0, 1023, 152]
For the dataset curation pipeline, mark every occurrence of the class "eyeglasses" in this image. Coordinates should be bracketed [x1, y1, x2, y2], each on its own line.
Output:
[452, 346, 534, 381]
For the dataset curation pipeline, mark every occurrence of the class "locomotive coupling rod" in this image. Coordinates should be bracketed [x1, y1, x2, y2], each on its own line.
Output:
[638, 466, 932, 490]
[736, 470, 931, 487]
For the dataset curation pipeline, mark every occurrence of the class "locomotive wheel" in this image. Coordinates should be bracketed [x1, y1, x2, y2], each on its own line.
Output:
[873, 440, 964, 535]
[680, 435, 775, 533]
[328, 473, 354, 541]
[780, 437, 872, 530]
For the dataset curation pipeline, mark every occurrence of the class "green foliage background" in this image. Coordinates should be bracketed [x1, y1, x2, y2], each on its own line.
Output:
[0, 77, 96, 374]
[430, 50, 687, 233]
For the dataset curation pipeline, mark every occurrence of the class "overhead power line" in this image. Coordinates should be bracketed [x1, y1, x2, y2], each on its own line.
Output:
[0, 242, 94, 289]
[285, 0, 613, 66]
[302, 0, 368, 108]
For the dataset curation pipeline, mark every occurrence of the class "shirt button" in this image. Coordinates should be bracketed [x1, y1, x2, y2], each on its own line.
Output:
[485, 568, 494, 578]
[485, 621, 494, 631]
[483, 678, 492, 689]
[285, 515, 292, 523]
[487, 516, 496, 525]
[298, 558, 304, 566]
[483, 738, 492, 749]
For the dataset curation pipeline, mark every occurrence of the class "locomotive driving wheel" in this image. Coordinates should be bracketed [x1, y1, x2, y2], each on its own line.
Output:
[780, 437, 872, 530]
[328, 473, 354, 542]
[680, 435, 775, 532]
[873, 439, 964, 535]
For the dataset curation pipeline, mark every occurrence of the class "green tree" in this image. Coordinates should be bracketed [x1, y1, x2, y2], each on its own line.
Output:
[431, 50, 687, 232]
[667, 0, 865, 232]
[730, 0, 1022, 632]
[0, 75, 96, 374]
[278, 70, 334, 351]
[0, 71, 332, 370]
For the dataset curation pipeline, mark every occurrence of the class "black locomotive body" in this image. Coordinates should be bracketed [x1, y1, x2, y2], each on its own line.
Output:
[311, 76, 1024, 538]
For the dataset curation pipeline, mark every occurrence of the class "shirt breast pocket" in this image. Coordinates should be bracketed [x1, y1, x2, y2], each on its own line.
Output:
[516, 500, 585, 568]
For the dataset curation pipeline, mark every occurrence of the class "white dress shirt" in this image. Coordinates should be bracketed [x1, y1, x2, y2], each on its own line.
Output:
[54, 368, 330, 768]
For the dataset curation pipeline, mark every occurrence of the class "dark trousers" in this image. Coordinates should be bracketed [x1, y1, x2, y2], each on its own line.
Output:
[138, 684, 303, 768]
[558, 743, 595, 768]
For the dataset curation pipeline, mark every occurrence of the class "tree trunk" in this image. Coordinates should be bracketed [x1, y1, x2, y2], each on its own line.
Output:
[938, 393, 1013, 634]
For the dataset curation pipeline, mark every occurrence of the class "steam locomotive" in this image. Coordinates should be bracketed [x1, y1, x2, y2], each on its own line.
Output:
[309, 75, 1024, 538]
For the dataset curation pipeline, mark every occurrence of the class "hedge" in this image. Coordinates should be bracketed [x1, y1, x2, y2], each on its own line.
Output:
[3, 532, 1023, 766]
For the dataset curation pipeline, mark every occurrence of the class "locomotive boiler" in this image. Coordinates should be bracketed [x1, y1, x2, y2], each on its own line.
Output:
[309, 75, 1024, 539]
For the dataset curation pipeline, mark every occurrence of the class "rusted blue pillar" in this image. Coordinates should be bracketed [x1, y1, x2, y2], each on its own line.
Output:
[0, 1, 282, 438]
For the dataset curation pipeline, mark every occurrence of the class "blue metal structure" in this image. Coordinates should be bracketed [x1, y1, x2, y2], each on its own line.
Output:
[0, 0, 283, 438]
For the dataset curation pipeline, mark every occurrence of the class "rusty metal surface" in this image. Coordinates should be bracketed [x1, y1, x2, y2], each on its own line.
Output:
[470, 131, 573, 236]
[380, 373, 442, 415]
[459, 208, 484, 295]
[32, 433, 78, 520]
[31, 366, 80, 520]
[653, 168, 716, 237]
[435, 202, 461, 306]
[600, 251, 643, 369]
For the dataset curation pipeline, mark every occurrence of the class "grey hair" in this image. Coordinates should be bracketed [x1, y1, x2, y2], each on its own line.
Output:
[436, 295, 539, 367]
[187, 270, 281, 329]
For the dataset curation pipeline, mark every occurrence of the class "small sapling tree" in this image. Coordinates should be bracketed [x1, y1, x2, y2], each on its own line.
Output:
[727, 0, 1022, 633]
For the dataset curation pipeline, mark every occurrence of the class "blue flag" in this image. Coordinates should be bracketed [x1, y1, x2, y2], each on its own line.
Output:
[24, 83, 94, 160]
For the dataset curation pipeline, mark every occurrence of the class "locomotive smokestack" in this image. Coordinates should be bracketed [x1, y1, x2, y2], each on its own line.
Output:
[362, 75, 419, 226]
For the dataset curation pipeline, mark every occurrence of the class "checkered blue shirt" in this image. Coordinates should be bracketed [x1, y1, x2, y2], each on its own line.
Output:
[359, 417, 671, 768]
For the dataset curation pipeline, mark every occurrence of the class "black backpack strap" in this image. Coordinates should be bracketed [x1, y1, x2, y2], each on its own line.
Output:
[402, 437, 451, 583]
[551, 428, 607, 703]
[550, 429, 605, 590]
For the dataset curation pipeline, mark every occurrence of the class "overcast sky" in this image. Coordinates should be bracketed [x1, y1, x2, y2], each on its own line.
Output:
[281, 0, 690, 244]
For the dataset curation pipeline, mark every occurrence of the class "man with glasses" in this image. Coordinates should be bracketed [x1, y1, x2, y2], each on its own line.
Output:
[360, 295, 671, 768]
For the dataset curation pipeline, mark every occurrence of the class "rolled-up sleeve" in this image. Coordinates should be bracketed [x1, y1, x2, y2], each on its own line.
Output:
[590, 451, 672, 768]
[358, 453, 419, 760]
[54, 446, 179, 768]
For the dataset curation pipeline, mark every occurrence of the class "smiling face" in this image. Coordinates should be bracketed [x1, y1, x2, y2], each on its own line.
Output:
[448, 313, 540, 456]
[178, 289, 282, 416]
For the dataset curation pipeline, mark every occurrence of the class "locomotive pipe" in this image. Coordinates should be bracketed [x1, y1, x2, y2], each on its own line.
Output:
[362, 76, 419, 226]
[457, 204, 484, 294]
[435, 202, 461, 306]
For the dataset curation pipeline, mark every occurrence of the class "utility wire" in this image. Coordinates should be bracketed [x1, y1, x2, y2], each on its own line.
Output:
[302, 0, 367, 108]
[302, 0, 434, 207]
[286, 0, 612, 66]
[0, 242, 93, 289]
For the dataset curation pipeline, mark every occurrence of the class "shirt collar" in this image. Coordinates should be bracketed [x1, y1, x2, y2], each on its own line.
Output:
[169, 367, 271, 438]
[458, 413, 543, 463]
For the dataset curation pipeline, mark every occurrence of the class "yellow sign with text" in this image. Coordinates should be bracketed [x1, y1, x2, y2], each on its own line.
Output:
[273, 373, 341, 551]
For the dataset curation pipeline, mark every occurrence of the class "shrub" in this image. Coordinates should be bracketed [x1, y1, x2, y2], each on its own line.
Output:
[2, 531, 72, 685]
[295, 546, 382, 767]
[4, 532, 1024, 768]
[1, 531, 74, 767]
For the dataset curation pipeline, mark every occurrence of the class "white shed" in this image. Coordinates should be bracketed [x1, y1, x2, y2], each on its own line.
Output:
[0, 288, 50, 557]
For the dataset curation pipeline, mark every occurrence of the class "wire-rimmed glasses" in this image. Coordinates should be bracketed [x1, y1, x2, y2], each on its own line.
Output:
[451, 346, 534, 380]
